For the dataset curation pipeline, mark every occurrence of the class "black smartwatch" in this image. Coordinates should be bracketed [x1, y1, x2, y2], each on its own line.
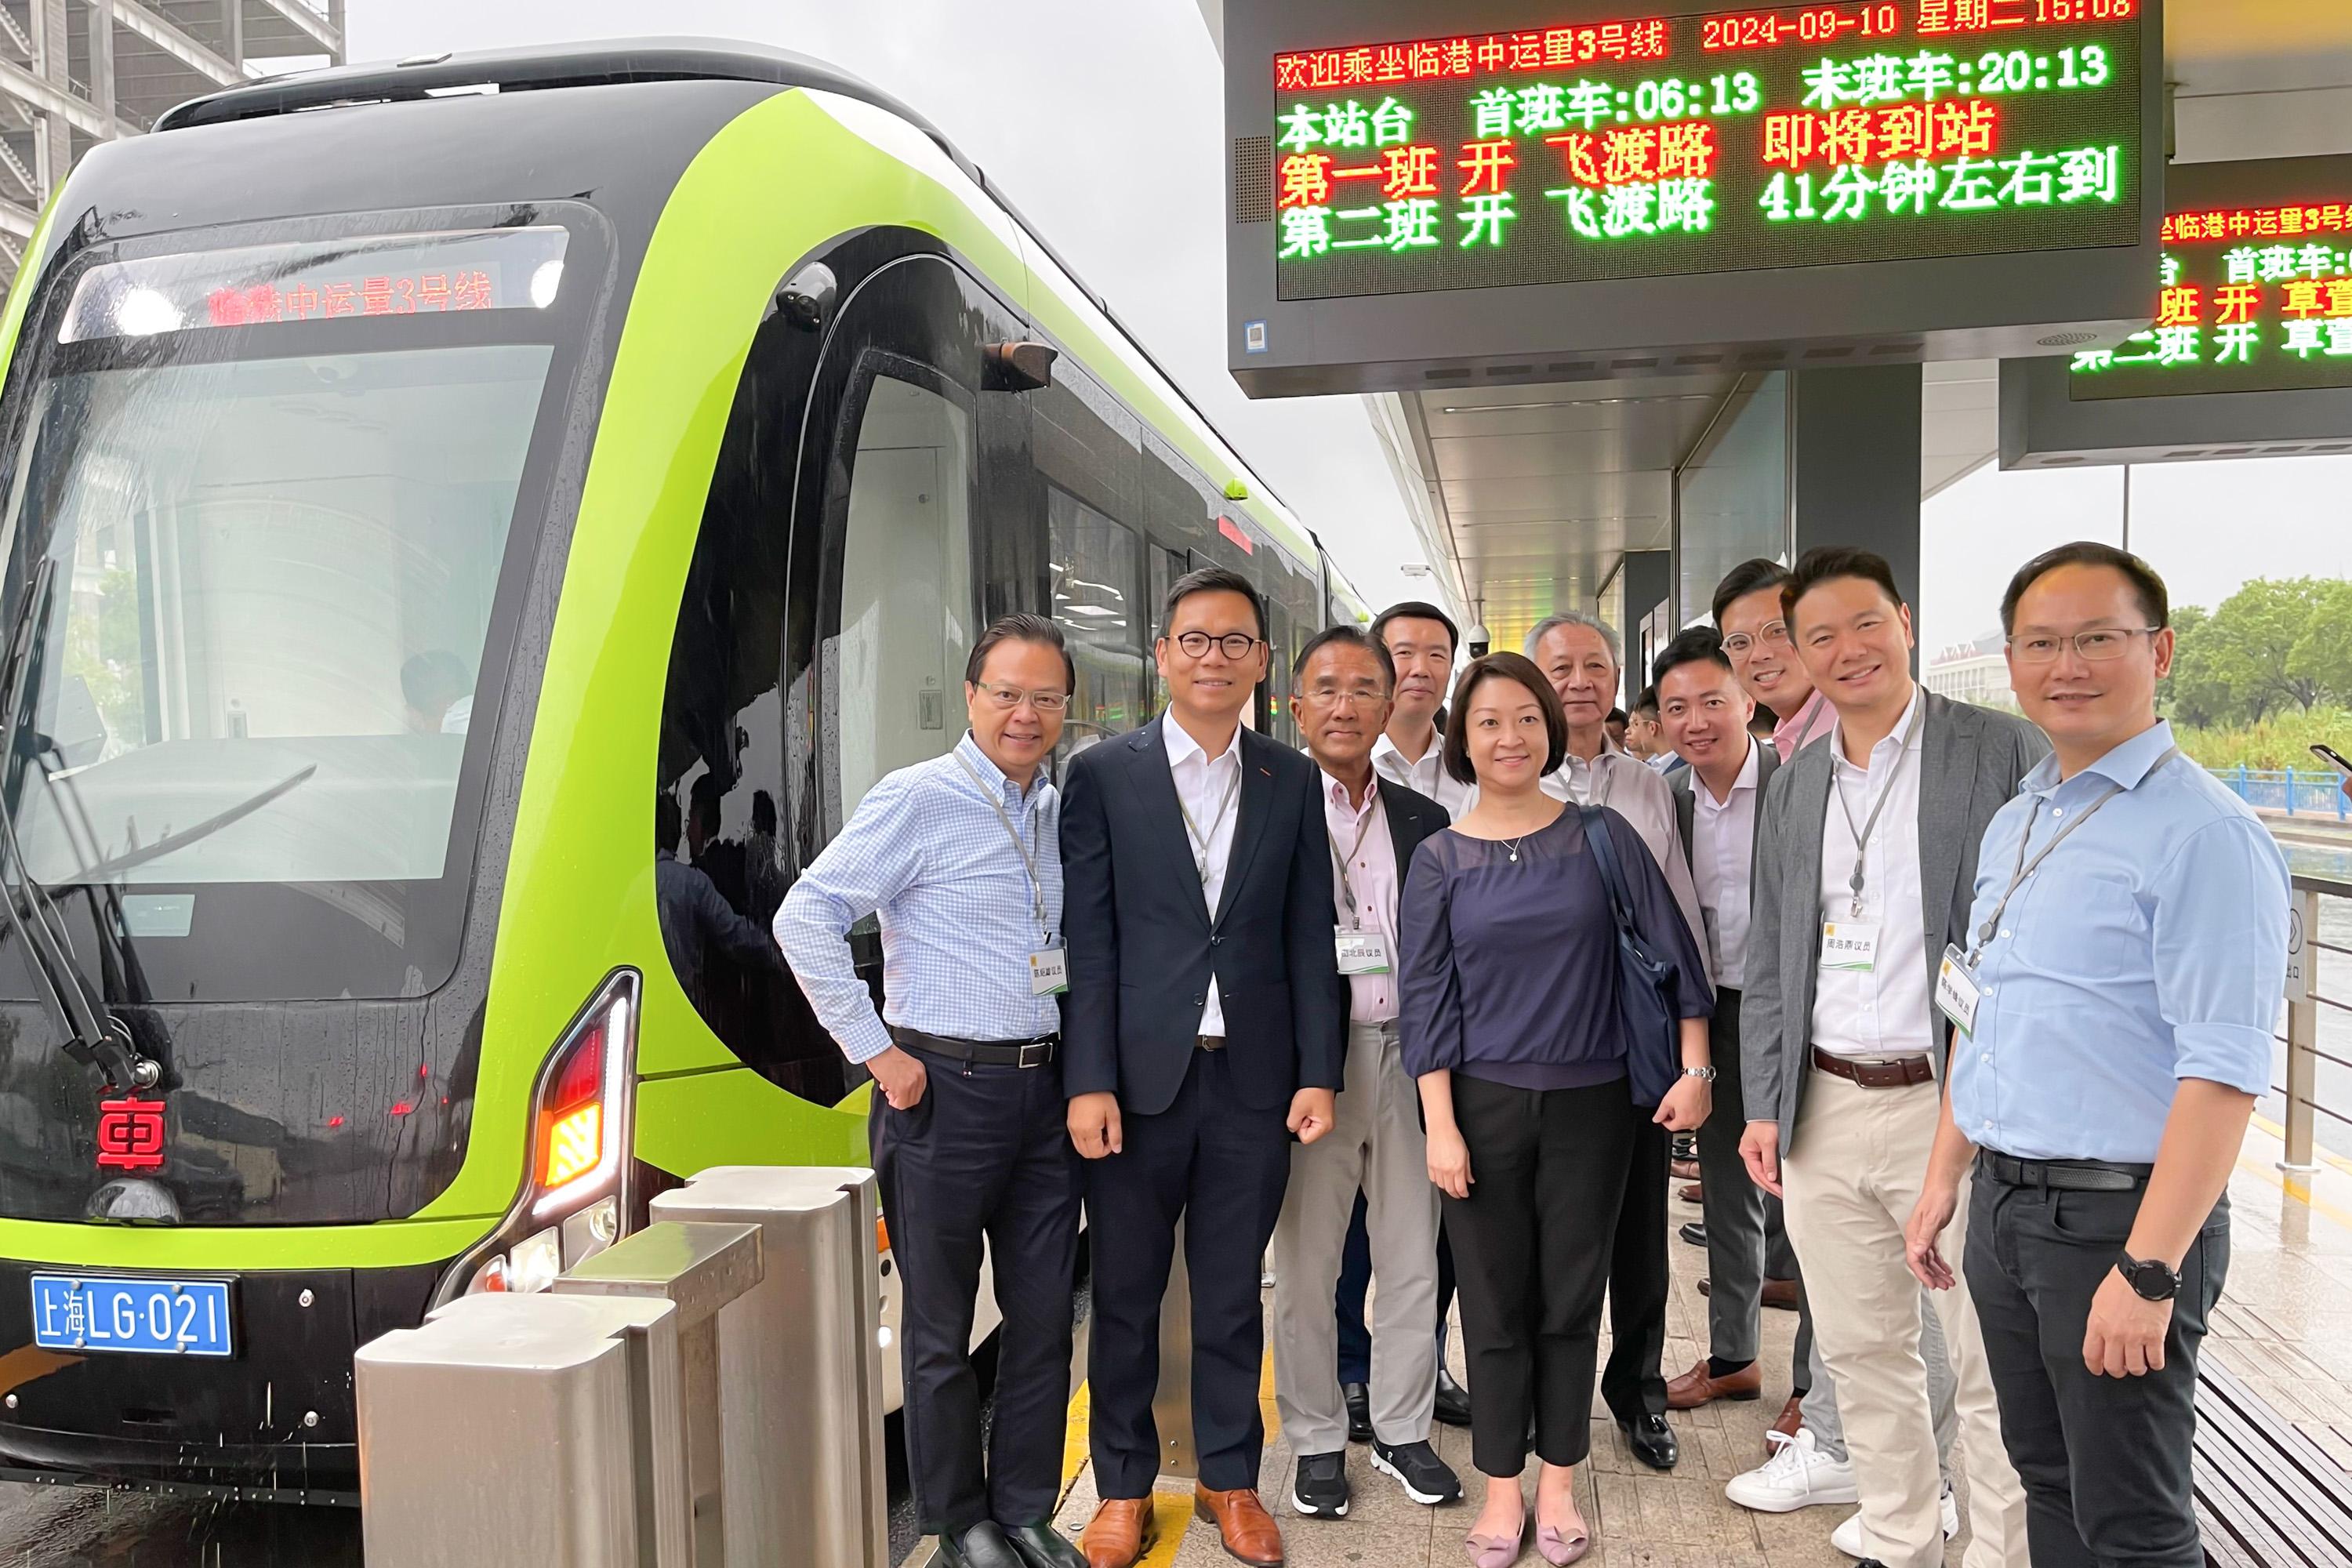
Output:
[2117, 1250, 2181, 1302]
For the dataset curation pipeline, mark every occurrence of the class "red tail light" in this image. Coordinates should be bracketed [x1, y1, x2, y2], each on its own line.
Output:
[529, 981, 635, 1221]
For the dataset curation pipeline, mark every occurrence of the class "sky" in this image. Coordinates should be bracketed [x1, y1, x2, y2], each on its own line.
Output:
[341, 0, 1435, 609]
[1918, 451, 2352, 656]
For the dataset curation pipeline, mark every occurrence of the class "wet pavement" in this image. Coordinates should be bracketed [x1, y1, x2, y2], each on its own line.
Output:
[0, 1484, 362, 1566]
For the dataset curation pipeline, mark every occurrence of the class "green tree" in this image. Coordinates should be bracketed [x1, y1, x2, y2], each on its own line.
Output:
[2203, 577, 2336, 719]
[2288, 579, 2352, 709]
[2160, 604, 2237, 728]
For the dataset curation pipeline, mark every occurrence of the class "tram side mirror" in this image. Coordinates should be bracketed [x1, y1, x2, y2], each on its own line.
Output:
[774, 262, 837, 332]
[983, 340, 1058, 393]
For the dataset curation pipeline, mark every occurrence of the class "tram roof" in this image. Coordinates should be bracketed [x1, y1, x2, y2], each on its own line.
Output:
[149, 38, 1316, 562]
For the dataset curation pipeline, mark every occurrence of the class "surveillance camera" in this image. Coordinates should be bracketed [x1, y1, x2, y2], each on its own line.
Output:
[1467, 622, 1491, 658]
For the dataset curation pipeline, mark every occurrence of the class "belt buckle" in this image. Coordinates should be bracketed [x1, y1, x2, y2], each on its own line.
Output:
[1017, 1040, 1051, 1069]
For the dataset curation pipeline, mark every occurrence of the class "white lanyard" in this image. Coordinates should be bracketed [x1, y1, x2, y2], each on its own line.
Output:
[1831, 700, 1926, 919]
[1965, 747, 2179, 968]
[1328, 799, 1381, 927]
[1178, 760, 1242, 887]
[952, 750, 1053, 946]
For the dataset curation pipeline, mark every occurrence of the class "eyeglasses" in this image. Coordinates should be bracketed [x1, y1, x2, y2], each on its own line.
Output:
[2007, 627, 2161, 664]
[1168, 630, 1264, 660]
[1720, 622, 1792, 655]
[974, 682, 1071, 713]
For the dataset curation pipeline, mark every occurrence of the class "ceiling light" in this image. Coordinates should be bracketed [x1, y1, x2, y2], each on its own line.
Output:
[1437, 394, 1713, 414]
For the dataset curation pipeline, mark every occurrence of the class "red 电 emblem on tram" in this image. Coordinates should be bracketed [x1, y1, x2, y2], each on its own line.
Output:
[95, 1098, 165, 1171]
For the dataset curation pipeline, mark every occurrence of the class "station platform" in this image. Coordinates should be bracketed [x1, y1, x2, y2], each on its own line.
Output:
[1030, 1117, 2352, 1568]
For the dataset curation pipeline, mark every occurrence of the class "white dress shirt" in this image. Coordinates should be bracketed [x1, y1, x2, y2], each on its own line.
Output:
[1810, 687, 1933, 1060]
[1540, 742, 1713, 982]
[1166, 714, 1243, 1038]
[1322, 770, 1400, 1024]
[1690, 735, 1761, 991]
[1371, 728, 1474, 820]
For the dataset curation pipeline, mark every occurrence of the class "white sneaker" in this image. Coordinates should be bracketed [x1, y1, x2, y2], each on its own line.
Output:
[1829, 1486, 1960, 1558]
[1724, 1428, 1862, 1512]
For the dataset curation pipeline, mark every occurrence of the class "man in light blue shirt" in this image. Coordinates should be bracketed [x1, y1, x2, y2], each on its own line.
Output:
[775, 614, 1085, 1568]
[1904, 543, 2288, 1568]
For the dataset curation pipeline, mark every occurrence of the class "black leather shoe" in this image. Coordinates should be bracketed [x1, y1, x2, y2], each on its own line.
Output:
[1619, 1414, 1679, 1470]
[1433, 1366, 1473, 1428]
[939, 1521, 1025, 1568]
[1678, 1221, 1707, 1247]
[1343, 1381, 1373, 1443]
[1004, 1522, 1090, 1568]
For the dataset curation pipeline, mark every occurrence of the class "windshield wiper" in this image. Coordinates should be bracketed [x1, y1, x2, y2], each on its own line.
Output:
[0, 557, 155, 1091]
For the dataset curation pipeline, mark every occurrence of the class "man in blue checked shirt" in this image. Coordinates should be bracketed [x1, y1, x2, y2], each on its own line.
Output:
[775, 614, 1087, 1568]
[1904, 543, 2288, 1568]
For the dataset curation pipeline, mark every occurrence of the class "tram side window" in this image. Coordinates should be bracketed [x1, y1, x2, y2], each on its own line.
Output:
[1049, 487, 1147, 750]
[834, 375, 976, 820]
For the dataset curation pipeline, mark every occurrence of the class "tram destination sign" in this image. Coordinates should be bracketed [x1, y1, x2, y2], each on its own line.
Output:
[2001, 154, 2352, 469]
[1227, 0, 2164, 397]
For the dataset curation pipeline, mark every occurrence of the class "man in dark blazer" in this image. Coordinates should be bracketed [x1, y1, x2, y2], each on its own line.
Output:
[1737, 548, 2041, 1568]
[1653, 630, 1792, 1421]
[1269, 625, 1459, 1523]
[1062, 567, 1345, 1568]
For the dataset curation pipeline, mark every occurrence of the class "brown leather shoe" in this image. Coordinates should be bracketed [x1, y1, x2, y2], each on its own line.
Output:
[1677, 1181, 1704, 1204]
[1670, 1157, 1700, 1180]
[1766, 1392, 1804, 1457]
[1665, 1356, 1763, 1410]
[1080, 1497, 1156, 1568]
[1194, 1486, 1284, 1567]
[1761, 1277, 1800, 1312]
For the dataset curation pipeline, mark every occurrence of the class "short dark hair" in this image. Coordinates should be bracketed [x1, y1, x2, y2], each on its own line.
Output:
[1443, 652, 1567, 785]
[965, 612, 1076, 691]
[1710, 558, 1793, 628]
[1999, 541, 2169, 634]
[1606, 707, 1629, 727]
[1291, 623, 1396, 690]
[1784, 546, 1905, 623]
[1652, 626, 1735, 688]
[1370, 600, 1459, 657]
[1161, 565, 1264, 638]
[655, 792, 684, 855]
[1631, 686, 1659, 719]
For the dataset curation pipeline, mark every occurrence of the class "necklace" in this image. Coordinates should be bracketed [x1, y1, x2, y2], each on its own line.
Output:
[1502, 833, 1529, 863]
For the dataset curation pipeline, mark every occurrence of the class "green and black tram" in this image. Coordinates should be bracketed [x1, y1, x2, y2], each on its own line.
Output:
[0, 41, 1364, 1501]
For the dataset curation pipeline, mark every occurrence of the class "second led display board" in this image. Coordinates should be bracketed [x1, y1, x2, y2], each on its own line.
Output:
[1273, 1, 2142, 300]
[1229, 0, 2162, 397]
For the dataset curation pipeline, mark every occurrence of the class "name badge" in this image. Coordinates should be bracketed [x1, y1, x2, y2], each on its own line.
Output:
[1335, 928, 1392, 975]
[1028, 946, 1069, 997]
[1820, 921, 1879, 974]
[1936, 944, 1982, 1036]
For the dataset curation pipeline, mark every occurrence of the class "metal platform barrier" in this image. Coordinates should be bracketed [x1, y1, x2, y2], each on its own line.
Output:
[355, 1165, 886, 1568]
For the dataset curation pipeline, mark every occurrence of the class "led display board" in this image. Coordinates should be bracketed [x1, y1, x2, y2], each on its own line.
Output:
[2002, 154, 2352, 470]
[1227, 0, 2164, 398]
[1274, 2, 2140, 299]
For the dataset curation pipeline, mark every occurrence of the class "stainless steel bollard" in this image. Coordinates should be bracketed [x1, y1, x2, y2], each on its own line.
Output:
[558, 1220, 764, 1567]
[652, 1165, 888, 1568]
[357, 1289, 691, 1567]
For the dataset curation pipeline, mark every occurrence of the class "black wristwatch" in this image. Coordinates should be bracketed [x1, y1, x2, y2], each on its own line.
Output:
[2117, 1250, 2181, 1302]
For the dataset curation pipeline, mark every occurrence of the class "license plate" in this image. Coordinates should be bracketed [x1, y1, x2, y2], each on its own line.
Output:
[30, 1275, 233, 1357]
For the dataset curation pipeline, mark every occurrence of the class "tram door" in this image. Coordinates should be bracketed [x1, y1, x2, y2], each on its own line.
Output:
[793, 247, 1031, 1010]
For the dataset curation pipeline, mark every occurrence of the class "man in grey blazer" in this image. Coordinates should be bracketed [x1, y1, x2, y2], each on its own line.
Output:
[1737, 549, 2040, 1568]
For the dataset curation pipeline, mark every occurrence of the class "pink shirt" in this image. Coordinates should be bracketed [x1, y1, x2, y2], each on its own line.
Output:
[1772, 687, 1835, 764]
[1323, 770, 1399, 1025]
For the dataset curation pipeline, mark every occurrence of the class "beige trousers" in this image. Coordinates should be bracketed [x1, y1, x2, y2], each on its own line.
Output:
[1782, 1070, 2027, 1568]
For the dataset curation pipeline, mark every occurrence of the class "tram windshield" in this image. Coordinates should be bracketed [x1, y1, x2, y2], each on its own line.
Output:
[0, 223, 576, 998]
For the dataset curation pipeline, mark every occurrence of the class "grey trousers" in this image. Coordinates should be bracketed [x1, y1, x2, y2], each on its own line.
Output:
[1272, 1019, 1440, 1455]
[1699, 993, 1769, 1363]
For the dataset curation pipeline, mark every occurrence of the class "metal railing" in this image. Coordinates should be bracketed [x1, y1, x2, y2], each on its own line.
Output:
[2275, 861, 2352, 1171]
[2220, 767, 2351, 822]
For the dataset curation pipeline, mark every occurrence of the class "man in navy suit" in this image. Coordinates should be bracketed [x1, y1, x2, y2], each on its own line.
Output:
[1063, 566, 1345, 1568]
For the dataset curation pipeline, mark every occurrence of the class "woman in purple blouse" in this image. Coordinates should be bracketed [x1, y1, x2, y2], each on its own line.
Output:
[1399, 653, 1715, 1568]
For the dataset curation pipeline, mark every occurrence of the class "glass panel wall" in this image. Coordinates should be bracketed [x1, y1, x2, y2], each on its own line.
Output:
[1675, 373, 1789, 627]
